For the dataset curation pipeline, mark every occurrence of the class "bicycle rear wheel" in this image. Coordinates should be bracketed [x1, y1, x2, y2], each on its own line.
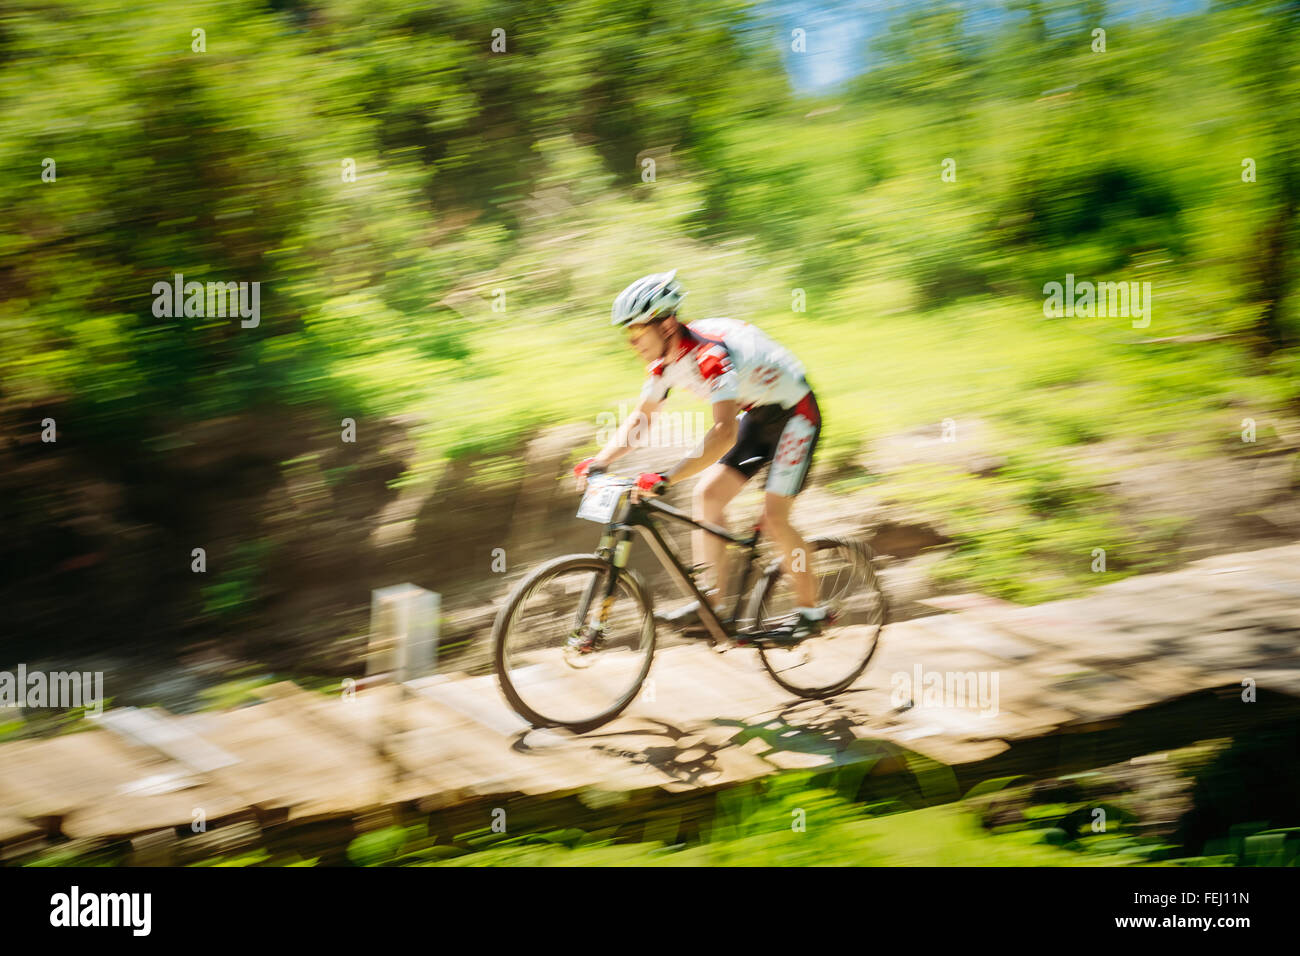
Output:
[747, 535, 887, 698]
[493, 554, 655, 733]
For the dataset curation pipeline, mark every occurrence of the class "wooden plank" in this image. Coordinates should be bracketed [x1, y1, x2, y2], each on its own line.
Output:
[656, 645, 791, 712]
[512, 728, 687, 798]
[0, 732, 246, 839]
[392, 694, 535, 797]
[0, 814, 44, 844]
[248, 682, 479, 808]
[911, 613, 1043, 663]
[99, 706, 240, 773]
[404, 686, 607, 797]
[193, 698, 395, 820]
[494, 659, 638, 726]
[436, 669, 694, 796]
[414, 675, 531, 738]
[385, 720, 517, 805]
[993, 604, 1110, 650]
[642, 645, 794, 723]
[654, 721, 783, 792]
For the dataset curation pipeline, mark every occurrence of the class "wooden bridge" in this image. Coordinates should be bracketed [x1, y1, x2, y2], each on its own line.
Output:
[2, 543, 1298, 862]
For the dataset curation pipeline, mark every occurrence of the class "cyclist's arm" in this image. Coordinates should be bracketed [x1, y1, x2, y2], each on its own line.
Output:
[663, 399, 739, 486]
[592, 394, 664, 469]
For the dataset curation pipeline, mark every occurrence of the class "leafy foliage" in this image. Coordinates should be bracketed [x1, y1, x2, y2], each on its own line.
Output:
[1, 0, 1298, 654]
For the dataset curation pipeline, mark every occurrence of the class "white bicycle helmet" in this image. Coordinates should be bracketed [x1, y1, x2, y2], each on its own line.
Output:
[611, 270, 686, 327]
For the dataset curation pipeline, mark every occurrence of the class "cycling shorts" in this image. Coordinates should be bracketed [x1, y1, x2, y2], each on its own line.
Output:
[718, 389, 821, 497]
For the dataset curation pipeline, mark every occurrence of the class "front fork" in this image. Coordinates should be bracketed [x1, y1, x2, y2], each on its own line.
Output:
[572, 528, 633, 646]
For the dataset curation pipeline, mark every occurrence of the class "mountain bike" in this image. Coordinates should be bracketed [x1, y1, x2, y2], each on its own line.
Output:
[492, 474, 888, 733]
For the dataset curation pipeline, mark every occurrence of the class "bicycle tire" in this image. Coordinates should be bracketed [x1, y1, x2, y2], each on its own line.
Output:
[493, 553, 656, 733]
[747, 535, 888, 698]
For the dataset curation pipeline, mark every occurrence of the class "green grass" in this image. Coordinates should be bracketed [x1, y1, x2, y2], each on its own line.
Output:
[196, 674, 284, 711]
[424, 803, 1154, 867]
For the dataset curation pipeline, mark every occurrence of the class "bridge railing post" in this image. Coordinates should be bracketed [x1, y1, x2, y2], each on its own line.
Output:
[368, 583, 440, 683]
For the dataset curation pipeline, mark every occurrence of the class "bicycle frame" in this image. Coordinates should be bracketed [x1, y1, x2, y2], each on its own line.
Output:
[580, 490, 765, 647]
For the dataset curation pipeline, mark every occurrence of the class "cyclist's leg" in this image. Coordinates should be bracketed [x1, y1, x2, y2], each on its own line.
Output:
[692, 463, 748, 613]
[761, 393, 822, 609]
[702, 406, 781, 613]
[761, 492, 817, 608]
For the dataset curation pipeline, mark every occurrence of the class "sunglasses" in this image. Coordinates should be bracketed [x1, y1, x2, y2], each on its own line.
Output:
[626, 314, 670, 343]
[626, 322, 660, 345]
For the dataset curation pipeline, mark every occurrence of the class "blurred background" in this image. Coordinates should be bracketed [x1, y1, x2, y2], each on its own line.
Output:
[1, 0, 1299, 866]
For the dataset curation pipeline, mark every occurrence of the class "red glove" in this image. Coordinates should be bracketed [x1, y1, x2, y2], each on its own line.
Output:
[574, 457, 608, 481]
[636, 472, 668, 494]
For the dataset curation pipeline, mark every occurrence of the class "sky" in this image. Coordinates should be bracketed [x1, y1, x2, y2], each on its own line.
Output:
[761, 0, 1213, 94]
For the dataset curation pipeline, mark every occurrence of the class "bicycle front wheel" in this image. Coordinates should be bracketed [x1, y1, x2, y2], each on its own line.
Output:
[747, 535, 887, 698]
[493, 554, 655, 733]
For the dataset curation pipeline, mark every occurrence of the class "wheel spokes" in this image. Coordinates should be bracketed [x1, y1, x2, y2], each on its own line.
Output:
[756, 542, 884, 693]
[500, 564, 651, 727]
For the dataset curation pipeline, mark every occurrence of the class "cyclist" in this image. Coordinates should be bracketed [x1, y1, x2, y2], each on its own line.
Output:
[574, 270, 827, 642]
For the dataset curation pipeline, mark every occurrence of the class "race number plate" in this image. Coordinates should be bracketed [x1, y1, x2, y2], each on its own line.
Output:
[576, 477, 632, 524]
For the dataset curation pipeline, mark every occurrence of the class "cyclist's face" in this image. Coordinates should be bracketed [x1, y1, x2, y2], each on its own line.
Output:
[627, 321, 666, 361]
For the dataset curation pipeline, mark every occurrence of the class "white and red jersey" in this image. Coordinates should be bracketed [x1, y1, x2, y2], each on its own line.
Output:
[638, 318, 810, 410]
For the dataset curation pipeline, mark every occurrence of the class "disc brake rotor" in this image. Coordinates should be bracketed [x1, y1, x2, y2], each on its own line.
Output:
[562, 626, 604, 669]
